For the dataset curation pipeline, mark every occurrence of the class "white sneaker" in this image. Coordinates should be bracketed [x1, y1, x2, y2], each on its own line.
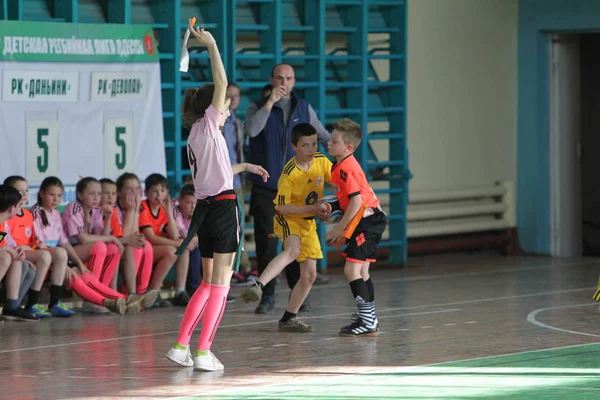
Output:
[193, 350, 224, 371]
[166, 345, 193, 367]
[82, 301, 110, 314]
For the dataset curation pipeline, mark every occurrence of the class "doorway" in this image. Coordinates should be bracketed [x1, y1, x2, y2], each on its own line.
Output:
[550, 33, 600, 256]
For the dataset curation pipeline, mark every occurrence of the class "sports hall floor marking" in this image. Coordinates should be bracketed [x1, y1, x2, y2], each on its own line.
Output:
[1, 286, 594, 354]
[527, 303, 600, 338]
[163, 342, 600, 400]
[303, 260, 600, 292]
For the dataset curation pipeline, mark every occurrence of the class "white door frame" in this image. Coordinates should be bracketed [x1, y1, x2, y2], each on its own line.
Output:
[549, 34, 582, 257]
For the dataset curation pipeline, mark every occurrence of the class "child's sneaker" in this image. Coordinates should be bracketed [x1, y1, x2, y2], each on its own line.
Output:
[339, 318, 378, 337]
[278, 317, 314, 332]
[193, 350, 224, 371]
[141, 290, 159, 309]
[166, 343, 193, 367]
[340, 313, 359, 332]
[26, 304, 52, 318]
[103, 298, 126, 315]
[125, 294, 144, 314]
[48, 302, 75, 318]
[82, 301, 110, 314]
[151, 293, 173, 308]
[239, 281, 262, 303]
[172, 290, 191, 306]
[254, 295, 274, 314]
[2, 306, 40, 322]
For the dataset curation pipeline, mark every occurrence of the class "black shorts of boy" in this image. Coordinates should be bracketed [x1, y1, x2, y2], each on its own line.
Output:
[342, 209, 387, 263]
[197, 190, 240, 257]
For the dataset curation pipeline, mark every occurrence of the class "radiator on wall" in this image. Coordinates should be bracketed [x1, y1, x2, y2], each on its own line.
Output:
[406, 181, 516, 238]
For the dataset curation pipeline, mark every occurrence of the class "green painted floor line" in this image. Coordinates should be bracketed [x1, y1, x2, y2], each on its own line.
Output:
[175, 343, 600, 400]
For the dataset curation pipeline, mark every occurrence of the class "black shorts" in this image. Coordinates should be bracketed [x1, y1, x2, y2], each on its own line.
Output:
[343, 209, 387, 263]
[196, 190, 240, 258]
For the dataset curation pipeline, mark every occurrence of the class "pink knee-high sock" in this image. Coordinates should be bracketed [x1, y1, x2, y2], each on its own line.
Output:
[197, 284, 230, 351]
[98, 242, 121, 286]
[70, 275, 106, 306]
[137, 242, 153, 295]
[176, 281, 211, 346]
[81, 272, 125, 299]
[87, 241, 107, 279]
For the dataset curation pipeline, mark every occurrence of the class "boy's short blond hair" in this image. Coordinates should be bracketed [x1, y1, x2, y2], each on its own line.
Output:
[333, 118, 362, 149]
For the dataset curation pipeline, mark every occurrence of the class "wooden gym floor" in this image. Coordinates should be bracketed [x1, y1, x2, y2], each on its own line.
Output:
[1, 254, 599, 399]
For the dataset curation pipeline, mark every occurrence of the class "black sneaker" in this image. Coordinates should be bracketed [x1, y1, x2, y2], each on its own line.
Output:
[151, 293, 173, 308]
[172, 291, 191, 306]
[2, 307, 40, 322]
[340, 313, 361, 332]
[226, 295, 236, 304]
[339, 317, 378, 337]
[255, 295, 274, 314]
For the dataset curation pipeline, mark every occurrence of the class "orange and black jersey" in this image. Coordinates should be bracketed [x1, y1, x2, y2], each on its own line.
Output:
[331, 154, 380, 212]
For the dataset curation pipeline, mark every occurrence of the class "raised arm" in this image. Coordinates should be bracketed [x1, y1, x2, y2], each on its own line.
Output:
[244, 101, 270, 137]
[244, 85, 286, 137]
[189, 26, 228, 112]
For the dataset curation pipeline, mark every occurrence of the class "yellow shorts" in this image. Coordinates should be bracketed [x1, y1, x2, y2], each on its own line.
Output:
[273, 215, 323, 263]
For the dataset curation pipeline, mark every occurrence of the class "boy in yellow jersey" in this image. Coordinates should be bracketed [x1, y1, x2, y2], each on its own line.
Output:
[240, 123, 331, 332]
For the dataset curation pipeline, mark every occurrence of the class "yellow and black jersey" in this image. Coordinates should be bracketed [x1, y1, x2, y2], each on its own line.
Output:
[274, 153, 333, 220]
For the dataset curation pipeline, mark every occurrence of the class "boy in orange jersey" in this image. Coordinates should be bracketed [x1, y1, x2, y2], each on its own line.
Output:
[139, 173, 192, 306]
[326, 119, 387, 336]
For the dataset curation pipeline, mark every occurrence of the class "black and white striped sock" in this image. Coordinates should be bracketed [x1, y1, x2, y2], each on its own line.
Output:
[357, 301, 375, 327]
[370, 301, 378, 328]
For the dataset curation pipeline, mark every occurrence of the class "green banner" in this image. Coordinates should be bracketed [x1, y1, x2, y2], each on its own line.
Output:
[0, 20, 158, 63]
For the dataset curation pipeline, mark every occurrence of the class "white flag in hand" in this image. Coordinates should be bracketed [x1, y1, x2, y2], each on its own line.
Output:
[179, 27, 191, 72]
[180, 17, 196, 72]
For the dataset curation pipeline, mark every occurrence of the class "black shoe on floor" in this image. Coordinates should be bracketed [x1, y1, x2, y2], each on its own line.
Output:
[2, 306, 40, 322]
[172, 291, 191, 306]
[339, 317, 378, 337]
[255, 295, 274, 314]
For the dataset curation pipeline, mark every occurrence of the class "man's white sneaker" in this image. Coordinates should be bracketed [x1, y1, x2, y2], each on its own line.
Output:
[193, 350, 224, 371]
[166, 345, 194, 367]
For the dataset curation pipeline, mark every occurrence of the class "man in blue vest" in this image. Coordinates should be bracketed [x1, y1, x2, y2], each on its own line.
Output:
[245, 63, 330, 313]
